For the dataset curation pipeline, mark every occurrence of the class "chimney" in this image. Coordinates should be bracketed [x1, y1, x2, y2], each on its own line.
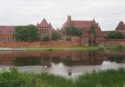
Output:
[67, 15, 71, 21]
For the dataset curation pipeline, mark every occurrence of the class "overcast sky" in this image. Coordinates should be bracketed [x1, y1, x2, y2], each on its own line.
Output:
[0, 0, 125, 31]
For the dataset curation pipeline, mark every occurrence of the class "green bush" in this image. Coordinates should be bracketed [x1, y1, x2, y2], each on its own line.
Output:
[63, 27, 83, 36]
[106, 31, 124, 39]
[43, 35, 50, 41]
[66, 37, 71, 41]
[51, 32, 61, 41]
[116, 45, 124, 50]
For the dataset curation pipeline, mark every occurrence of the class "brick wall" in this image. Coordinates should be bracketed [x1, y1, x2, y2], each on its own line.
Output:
[0, 39, 125, 48]
[0, 42, 41, 48]
[101, 39, 125, 46]
[0, 41, 80, 48]
[41, 41, 80, 47]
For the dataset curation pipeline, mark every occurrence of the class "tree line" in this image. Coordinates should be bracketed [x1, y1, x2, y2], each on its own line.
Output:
[12, 25, 125, 42]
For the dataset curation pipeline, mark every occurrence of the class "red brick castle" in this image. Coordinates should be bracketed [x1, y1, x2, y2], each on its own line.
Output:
[0, 15, 125, 46]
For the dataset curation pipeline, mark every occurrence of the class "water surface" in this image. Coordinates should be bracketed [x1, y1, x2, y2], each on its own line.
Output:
[0, 50, 125, 77]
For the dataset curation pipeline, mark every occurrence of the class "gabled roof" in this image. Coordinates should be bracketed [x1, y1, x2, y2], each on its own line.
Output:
[61, 15, 95, 29]
[40, 18, 49, 26]
[0, 26, 15, 34]
[37, 19, 53, 28]
[116, 21, 125, 30]
[61, 20, 94, 29]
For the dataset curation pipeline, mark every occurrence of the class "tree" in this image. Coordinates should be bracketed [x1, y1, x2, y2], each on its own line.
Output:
[107, 31, 124, 39]
[43, 35, 50, 41]
[51, 32, 61, 41]
[63, 26, 83, 36]
[13, 25, 40, 42]
[88, 27, 95, 35]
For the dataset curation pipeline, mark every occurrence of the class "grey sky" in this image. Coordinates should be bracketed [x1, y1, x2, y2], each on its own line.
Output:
[0, 0, 125, 31]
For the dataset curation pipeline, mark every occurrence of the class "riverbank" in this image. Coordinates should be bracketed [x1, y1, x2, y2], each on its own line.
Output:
[0, 45, 125, 51]
[0, 68, 125, 87]
[25, 45, 125, 51]
[26, 46, 98, 51]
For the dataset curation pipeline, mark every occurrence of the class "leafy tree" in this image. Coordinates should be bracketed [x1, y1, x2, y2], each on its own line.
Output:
[88, 28, 95, 35]
[13, 25, 40, 42]
[43, 35, 50, 41]
[63, 26, 83, 36]
[51, 32, 61, 41]
[107, 31, 124, 39]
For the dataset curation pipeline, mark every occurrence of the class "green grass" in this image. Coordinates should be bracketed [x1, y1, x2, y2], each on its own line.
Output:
[0, 68, 125, 87]
[25, 46, 99, 51]
[104, 45, 125, 50]
[5, 45, 125, 51]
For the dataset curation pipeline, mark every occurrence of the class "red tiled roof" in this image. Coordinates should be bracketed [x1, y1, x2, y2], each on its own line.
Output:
[61, 22, 68, 29]
[72, 20, 94, 28]
[116, 21, 125, 29]
[0, 26, 15, 34]
[61, 20, 94, 30]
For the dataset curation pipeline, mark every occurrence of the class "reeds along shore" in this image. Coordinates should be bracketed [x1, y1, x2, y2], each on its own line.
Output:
[0, 68, 125, 87]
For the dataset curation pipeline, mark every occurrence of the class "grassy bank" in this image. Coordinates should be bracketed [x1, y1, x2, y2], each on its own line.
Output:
[25, 46, 98, 51]
[22, 45, 125, 51]
[0, 68, 125, 87]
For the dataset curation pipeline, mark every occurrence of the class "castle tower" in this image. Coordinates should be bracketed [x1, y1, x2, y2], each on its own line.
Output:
[116, 21, 125, 35]
[67, 15, 72, 27]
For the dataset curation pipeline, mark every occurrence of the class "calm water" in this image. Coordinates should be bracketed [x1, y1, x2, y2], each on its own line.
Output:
[0, 50, 125, 77]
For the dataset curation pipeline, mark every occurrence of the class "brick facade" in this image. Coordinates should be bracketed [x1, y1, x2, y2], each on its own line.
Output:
[61, 16, 104, 46]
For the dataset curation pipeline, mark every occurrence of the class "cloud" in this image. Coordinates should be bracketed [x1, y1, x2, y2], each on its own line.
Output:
[0, 0, 125, 30]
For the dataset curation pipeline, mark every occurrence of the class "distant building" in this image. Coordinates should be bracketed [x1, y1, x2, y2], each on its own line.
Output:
[0, 26, 15, 42]
[61, 15, 103, 46]
[102, 21, 125, 38]
[116, 21, 125, 35]
[37, 19, 54, 40]
[0, 19, 54, 42]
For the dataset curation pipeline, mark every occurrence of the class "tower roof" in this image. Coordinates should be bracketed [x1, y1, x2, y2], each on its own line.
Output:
[39, 18, 49, 26]
[116, 21, 125, 30]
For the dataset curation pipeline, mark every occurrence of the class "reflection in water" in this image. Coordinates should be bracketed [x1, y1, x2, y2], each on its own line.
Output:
[13, 56, 41, 66]
[107, 57, 124, 63]
[0, 50, 125, 77]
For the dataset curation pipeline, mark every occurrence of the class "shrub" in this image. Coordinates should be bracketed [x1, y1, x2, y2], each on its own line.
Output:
[43, 35, 50, 41]
[51, 32, 61, 41]
[66, 37, 71, 41]
[116, 45, 124, 50]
